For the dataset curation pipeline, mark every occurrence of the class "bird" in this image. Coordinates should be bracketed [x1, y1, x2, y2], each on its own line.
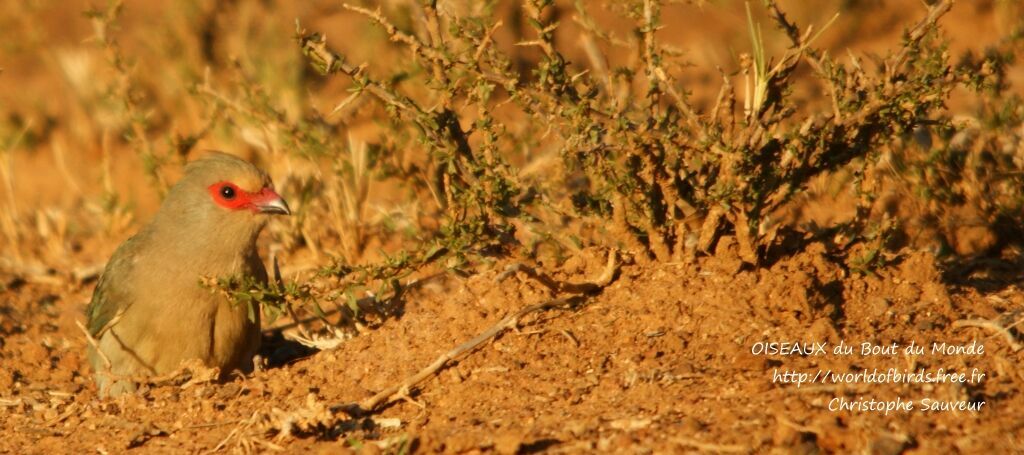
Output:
[85, 151, 290, 397]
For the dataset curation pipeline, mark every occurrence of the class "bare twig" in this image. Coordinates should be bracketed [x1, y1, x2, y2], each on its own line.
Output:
[209, 411, 260, 453]
[887, 0, 953, 75]
[671, 436, 749, 453]
[473, 20, 502, 64]
[953, 318, 1022, 352]
[339, 252, 619, 413]
[341, 4, 450, 66]
[273, 254, 312, 340]
[497, 249, 618, 294]
[347, 295, 581, 413]
[75, 319, 112, 370]
[295, 23, 420, 115]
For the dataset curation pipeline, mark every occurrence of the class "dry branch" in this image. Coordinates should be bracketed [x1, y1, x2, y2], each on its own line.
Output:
[496, 249, 618, 294]
[671, 436, 749, 454]
[347, 295, 581, 413]
[74, 319, 112, 370]
[341, 4, 450, 67]
[296, 23, 420, 115]
[888, 0, 953, 74]
[953, 318, 1022, 352]
[337, 250, 619, 414]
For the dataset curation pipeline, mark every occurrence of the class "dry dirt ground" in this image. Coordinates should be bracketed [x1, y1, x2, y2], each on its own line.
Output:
[3, 0, 1024, 453]
[4, 242, 1024, 453]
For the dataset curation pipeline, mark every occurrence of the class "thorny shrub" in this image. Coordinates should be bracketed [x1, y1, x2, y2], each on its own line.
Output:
[885, 43, 1024, 257]
[296, 0, 1011, 268]
[184, 0, 1023, 325]
[4, 0, 1020, 331]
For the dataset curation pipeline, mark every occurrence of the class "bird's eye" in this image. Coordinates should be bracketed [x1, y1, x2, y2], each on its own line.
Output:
[220, 185, 236, 199]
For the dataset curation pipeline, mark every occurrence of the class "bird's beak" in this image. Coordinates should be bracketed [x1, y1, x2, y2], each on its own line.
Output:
[253, 188, 291, 215]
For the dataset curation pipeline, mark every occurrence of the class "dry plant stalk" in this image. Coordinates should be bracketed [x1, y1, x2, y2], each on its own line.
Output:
[88, 0, 170, 195]
[953, 318, 1023, 352]
[342, 250, 618, 413]
[0, 122, 29, 261]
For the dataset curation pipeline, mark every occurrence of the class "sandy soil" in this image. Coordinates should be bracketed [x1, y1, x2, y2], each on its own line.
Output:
[2, 0, 1024, 453]
[3, 241, 1024, 453]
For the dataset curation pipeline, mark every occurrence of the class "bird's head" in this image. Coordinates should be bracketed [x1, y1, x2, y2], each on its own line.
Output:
[186, 151, 290, 216]
[203, 170, 290, 217]
[154, 152, 290, 248]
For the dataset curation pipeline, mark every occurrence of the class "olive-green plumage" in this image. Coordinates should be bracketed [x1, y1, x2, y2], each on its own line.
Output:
[86, 152, 289, 397]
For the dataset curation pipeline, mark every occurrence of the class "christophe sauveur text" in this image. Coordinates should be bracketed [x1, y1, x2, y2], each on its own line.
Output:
[750, 340, 987, 414]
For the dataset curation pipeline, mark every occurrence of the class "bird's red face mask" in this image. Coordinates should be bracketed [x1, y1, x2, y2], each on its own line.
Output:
[207, 182, 291, 215]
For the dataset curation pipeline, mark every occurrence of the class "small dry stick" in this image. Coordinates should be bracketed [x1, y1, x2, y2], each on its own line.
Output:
[342, 250, 619, 413]
[671, 436, 748, 454]
[777, 415, 822, 435]
[497, 249, 618, 294]
[888, 0, 953, 75]
[44, 403, 81, 427]
[272, 254, 312, 340]
[341, 4, 449, 66]
[953, 318, 1022, 352]
[473, 21, 503, 64]
[209, 411, 260, 453]
[350, 295, 580, 413]
[75, 319, 112, 370]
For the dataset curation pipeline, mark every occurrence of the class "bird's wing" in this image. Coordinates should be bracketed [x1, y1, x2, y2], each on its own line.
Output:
[86, 235, 144, 338]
